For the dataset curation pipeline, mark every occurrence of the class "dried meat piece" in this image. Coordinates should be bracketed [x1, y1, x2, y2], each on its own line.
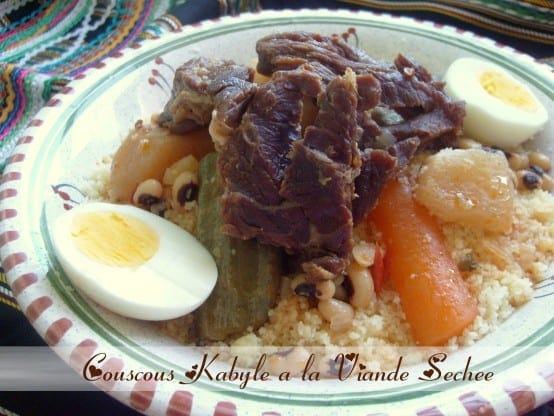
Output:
[280, 69, 361, 258]
[219, 67, 361, 273]
[158, 57, 255, 139]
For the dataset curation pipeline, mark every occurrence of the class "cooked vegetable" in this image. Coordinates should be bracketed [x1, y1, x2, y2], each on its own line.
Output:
[368, 177, 478, 346]
[111, 122, 214, 203]
[414, 148, 515, 234]
[193, 152, 281, 342]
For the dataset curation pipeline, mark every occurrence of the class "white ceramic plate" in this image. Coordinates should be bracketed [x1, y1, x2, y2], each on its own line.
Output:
[1, 9, 553, 416]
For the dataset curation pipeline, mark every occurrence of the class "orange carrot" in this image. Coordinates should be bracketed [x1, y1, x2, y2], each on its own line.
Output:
[368, 176, 478, 346]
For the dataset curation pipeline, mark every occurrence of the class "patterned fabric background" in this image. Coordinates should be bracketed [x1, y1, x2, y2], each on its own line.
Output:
[0, 0, 184, 168]
[339, 0, 554, 43]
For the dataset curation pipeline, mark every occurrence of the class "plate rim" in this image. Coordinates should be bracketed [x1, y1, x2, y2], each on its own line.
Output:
[1, 8, 553, 416]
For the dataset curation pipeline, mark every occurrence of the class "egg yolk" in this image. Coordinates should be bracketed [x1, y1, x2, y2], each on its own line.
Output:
[70, 211, 159, 268]
[479, 70, 538, 112]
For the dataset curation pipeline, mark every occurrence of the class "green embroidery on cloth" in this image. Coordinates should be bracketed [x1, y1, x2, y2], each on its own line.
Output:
[0, 0, 182, 172]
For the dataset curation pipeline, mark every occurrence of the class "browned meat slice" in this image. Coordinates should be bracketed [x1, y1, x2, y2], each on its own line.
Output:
[158, 57, 255, 137]
[219, 67, 361, 273]
[217, 32, 466, 272]
[394, 53, 435, 84]
[352, 137, 420, 224]
[217, 64, 327, 211]
[219, 69, 315, 209]
[352, 149, 397, 225]
[356, 73, 382, 111]
[256, 33, 463, 143]
[256, 31, 386, 76]
[220, 193, 308, 250]
[281, 69, 360, 258]
[383, 104, 465, 144]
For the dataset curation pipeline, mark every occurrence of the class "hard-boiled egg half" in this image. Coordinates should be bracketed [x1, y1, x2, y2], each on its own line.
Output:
[50, 202, 217, 320]
[444, 57, 548, 149]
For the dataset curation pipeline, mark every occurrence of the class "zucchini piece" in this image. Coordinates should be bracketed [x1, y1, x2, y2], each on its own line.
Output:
[194, 152, 281, 342]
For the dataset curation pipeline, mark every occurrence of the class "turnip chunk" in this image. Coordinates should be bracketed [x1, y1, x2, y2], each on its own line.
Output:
[415, 148, 515, 234]
[110, 121, 213, 203]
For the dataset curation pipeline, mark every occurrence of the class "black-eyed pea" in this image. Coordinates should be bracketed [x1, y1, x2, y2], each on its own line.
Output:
[507, 152, 529, 171]
[132, 178, 163, 206]
[352, 241, 376, 267]
[291, 274, 316, 297]
[172, 171, 199, 208]
[291, 273, 306, 288]
[315, 280, 335, 301]
[528, 151, 551, 172]
[516, 169, 542, 191]
[346, 262, 374, 309]
[318, 298, 354, 332]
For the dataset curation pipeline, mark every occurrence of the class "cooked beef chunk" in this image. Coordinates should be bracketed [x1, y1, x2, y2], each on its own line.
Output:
[257, 32, 466, 222]
[158, 57, 255, 139]
[256, 31, 385, 76]
[281, 69, 360, 257]
[356, 73, 382, 111]
[383, 104, 464, 144]
[215, 32, 465, 279]
[352, 149, 397, 225]
[284, 70, 363, 278]
[352, 137, 420, 224]
[256, 32, 464, 142]
[218, 64, 330, 245]
[394, 53, 436, 85]
[219, 68, 361, 277]
[218, 74, 302, 210]
[389, 136, 421, 167]
[208, 67, 257, 148]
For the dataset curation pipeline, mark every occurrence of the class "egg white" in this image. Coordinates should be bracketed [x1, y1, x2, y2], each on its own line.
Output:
[50, 202, 218, 321]
[443, 57, 548, 149]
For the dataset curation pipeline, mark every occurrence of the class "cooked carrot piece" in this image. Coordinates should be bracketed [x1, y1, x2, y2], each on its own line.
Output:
[368, 176, 478, 346]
